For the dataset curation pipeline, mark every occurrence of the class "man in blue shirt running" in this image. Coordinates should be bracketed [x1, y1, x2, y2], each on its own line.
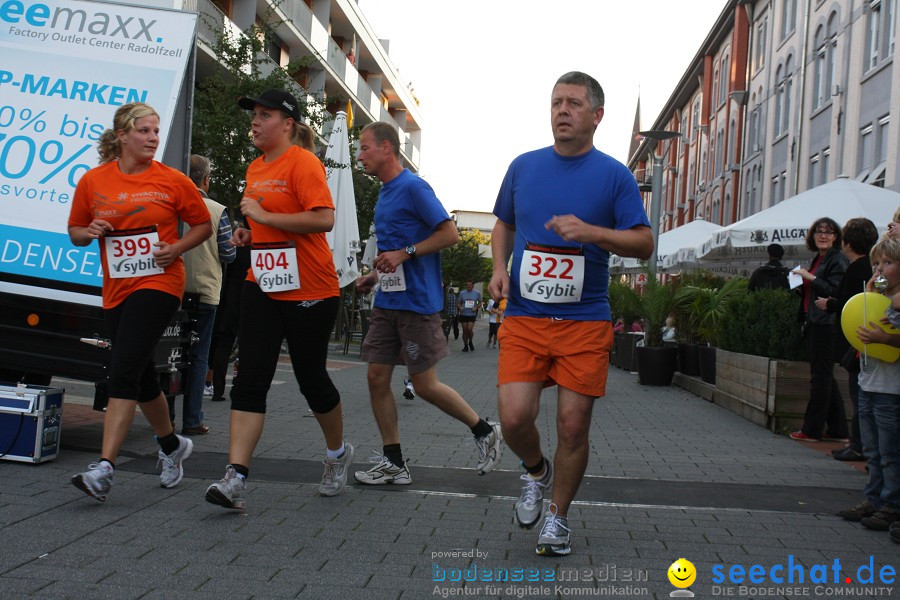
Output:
[490, 72, 653, 557]
[354, 122, 503, 486]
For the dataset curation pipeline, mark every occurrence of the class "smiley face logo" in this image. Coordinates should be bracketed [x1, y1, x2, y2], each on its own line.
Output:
[668, 558, 696, 588]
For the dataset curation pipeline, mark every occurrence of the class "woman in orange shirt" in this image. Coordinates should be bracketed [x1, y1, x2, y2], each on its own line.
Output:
[205, 90, 351, 510]
[68, 102, 212, 502]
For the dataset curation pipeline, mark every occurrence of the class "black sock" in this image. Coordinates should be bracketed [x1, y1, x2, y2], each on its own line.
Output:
[383, 444, 404, 467]
[524, 457, 546, 476]
[471, 418, 493, 438]
[231, 463, 249, 479]
[157, 432, 180, 455]
[99, 458, 115, 469]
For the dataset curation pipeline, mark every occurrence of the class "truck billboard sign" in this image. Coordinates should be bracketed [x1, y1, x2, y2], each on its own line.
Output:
[0, 0, 197, 304]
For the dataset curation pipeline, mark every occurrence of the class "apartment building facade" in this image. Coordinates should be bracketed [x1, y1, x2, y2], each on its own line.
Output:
[165, 0, 422, 171]
[630, 0, 898, 236]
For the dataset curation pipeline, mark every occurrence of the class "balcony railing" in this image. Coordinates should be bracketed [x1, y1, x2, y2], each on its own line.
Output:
[182, 0, 419, 168]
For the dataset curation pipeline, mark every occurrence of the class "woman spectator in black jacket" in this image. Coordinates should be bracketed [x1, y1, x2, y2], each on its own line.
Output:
[790, 217, 850, 442]
[814, 218, 879, 459]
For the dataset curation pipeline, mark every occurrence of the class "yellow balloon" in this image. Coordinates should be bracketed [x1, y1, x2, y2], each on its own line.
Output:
[840, 293, 900, 363]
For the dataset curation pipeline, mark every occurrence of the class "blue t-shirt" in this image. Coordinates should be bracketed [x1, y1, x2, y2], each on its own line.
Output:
[373, 169, 450, 314]
[493, 146, 649, 321]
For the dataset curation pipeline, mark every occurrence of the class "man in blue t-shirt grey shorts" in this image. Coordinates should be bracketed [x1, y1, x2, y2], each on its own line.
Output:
[354, 122, 503, 485]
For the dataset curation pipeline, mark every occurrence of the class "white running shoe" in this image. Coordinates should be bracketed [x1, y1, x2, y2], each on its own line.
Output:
[354, 454, 412, 485]
[474, 421, 503, 474]
[158, 435, 193, 488]
[320, 442, 355, 496]
[514, 460, 553, 528]
[535, 502, 572, 556]
[205, 465, 247, 510]
[72, 462, 114, 502]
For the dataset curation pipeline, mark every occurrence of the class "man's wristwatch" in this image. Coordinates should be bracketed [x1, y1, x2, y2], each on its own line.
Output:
[405, 244, 417, 259]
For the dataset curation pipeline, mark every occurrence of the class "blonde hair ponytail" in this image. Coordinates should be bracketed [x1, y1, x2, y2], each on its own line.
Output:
[96, 102, 159, 163]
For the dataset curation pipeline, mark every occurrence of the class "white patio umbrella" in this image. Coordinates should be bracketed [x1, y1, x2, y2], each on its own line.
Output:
[610, 219, 720, 274]
[361, 227, 377, 268]
[695, 177, 900, 266]
[324, 111, 360, 288]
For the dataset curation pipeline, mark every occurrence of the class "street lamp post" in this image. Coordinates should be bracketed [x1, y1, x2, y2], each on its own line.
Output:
[639, 130, 682, 274]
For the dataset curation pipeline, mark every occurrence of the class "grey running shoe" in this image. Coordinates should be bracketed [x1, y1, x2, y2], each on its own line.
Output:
[320, 442, 355, 497]
[402, 379, 416, 400]
[354, 454, 412, 485]
[535, 502, 572, 556]
[474, 421, 503, 475]
[71, 462, 114, 502]
[205, 465, 247, 510]
[514, 460, 553, 529]
[157, 435, 193, 488]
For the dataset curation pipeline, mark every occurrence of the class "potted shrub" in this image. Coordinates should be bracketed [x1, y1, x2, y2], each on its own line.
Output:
[671, 271, 721, 376]
[634, 269, 678, 385]
[680, 276, 748, 384]
[609, 281, 641, 370]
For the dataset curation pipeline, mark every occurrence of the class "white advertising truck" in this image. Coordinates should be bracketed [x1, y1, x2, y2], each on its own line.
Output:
[0, 0, 198, 408]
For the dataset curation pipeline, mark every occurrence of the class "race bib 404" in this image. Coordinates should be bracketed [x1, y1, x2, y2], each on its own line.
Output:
[518, 242, 584, 303]
[104, 226, 164, 279]
[251, 242, 300, 293]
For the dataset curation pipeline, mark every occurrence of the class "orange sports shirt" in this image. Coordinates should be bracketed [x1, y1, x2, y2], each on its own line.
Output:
[68, 160, 210, 309]
[242, 145, 339, 301]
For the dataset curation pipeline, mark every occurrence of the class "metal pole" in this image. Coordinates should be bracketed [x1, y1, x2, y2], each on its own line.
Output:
[648, 153, 663, 274]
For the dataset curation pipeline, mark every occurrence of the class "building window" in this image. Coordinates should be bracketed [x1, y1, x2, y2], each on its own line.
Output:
[715, 129, 724, 175]
[865, 0, 896, 71]
[780, 172, 787, 203]
[745, 169, 752, 217]
[784, 56, 793, 133]
[858, 124, 875, 178]
[712, 65, 719, 114]
[822, 148, 830, 184]
[772, 176, 780, 205]
[712, 195, 721, 224]
[782, 0, 797, 39]
[813, 26, 827, 109]
[754, 16, 768, 72]
[774, 65, 785, 136]
[719, 56, 729, 106]
[827, 13, 838, 95]
[749, 165, 761, 217]
[692, 100, 701, 143]
[809, 153, 820, 189]
[876, 115, 890, 165]
[748, 109, 757, 154]
[729, 118, 737, 165]
[263, 28, 284, 65]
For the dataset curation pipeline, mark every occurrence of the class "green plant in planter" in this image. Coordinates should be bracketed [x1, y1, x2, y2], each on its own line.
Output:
[671, 271, 722, 344]
[634, 269, 675, 347]
[677, 276, 747, 345]
[609, 280, 641, 328]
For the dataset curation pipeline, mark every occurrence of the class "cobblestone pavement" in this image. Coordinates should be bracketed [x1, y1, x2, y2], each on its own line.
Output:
[1, 320, 895, 599]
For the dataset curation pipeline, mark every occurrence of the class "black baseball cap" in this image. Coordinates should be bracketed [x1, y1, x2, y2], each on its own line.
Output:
[238, 89, 300, 121]
[767, 243, 785, 259]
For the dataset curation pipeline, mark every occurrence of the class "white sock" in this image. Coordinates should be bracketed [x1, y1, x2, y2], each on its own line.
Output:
[326, 442, 345, 459]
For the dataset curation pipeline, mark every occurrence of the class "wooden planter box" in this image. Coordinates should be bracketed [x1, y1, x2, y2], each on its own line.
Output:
[706, 349, 853, 433]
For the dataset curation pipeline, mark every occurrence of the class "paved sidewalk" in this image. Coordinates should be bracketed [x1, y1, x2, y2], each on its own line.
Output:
[1, 319, 896, 599]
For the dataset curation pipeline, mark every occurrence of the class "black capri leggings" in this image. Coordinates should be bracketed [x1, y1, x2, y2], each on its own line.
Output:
[105, 289, 181, 402]
[230, 282, 340, 414]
